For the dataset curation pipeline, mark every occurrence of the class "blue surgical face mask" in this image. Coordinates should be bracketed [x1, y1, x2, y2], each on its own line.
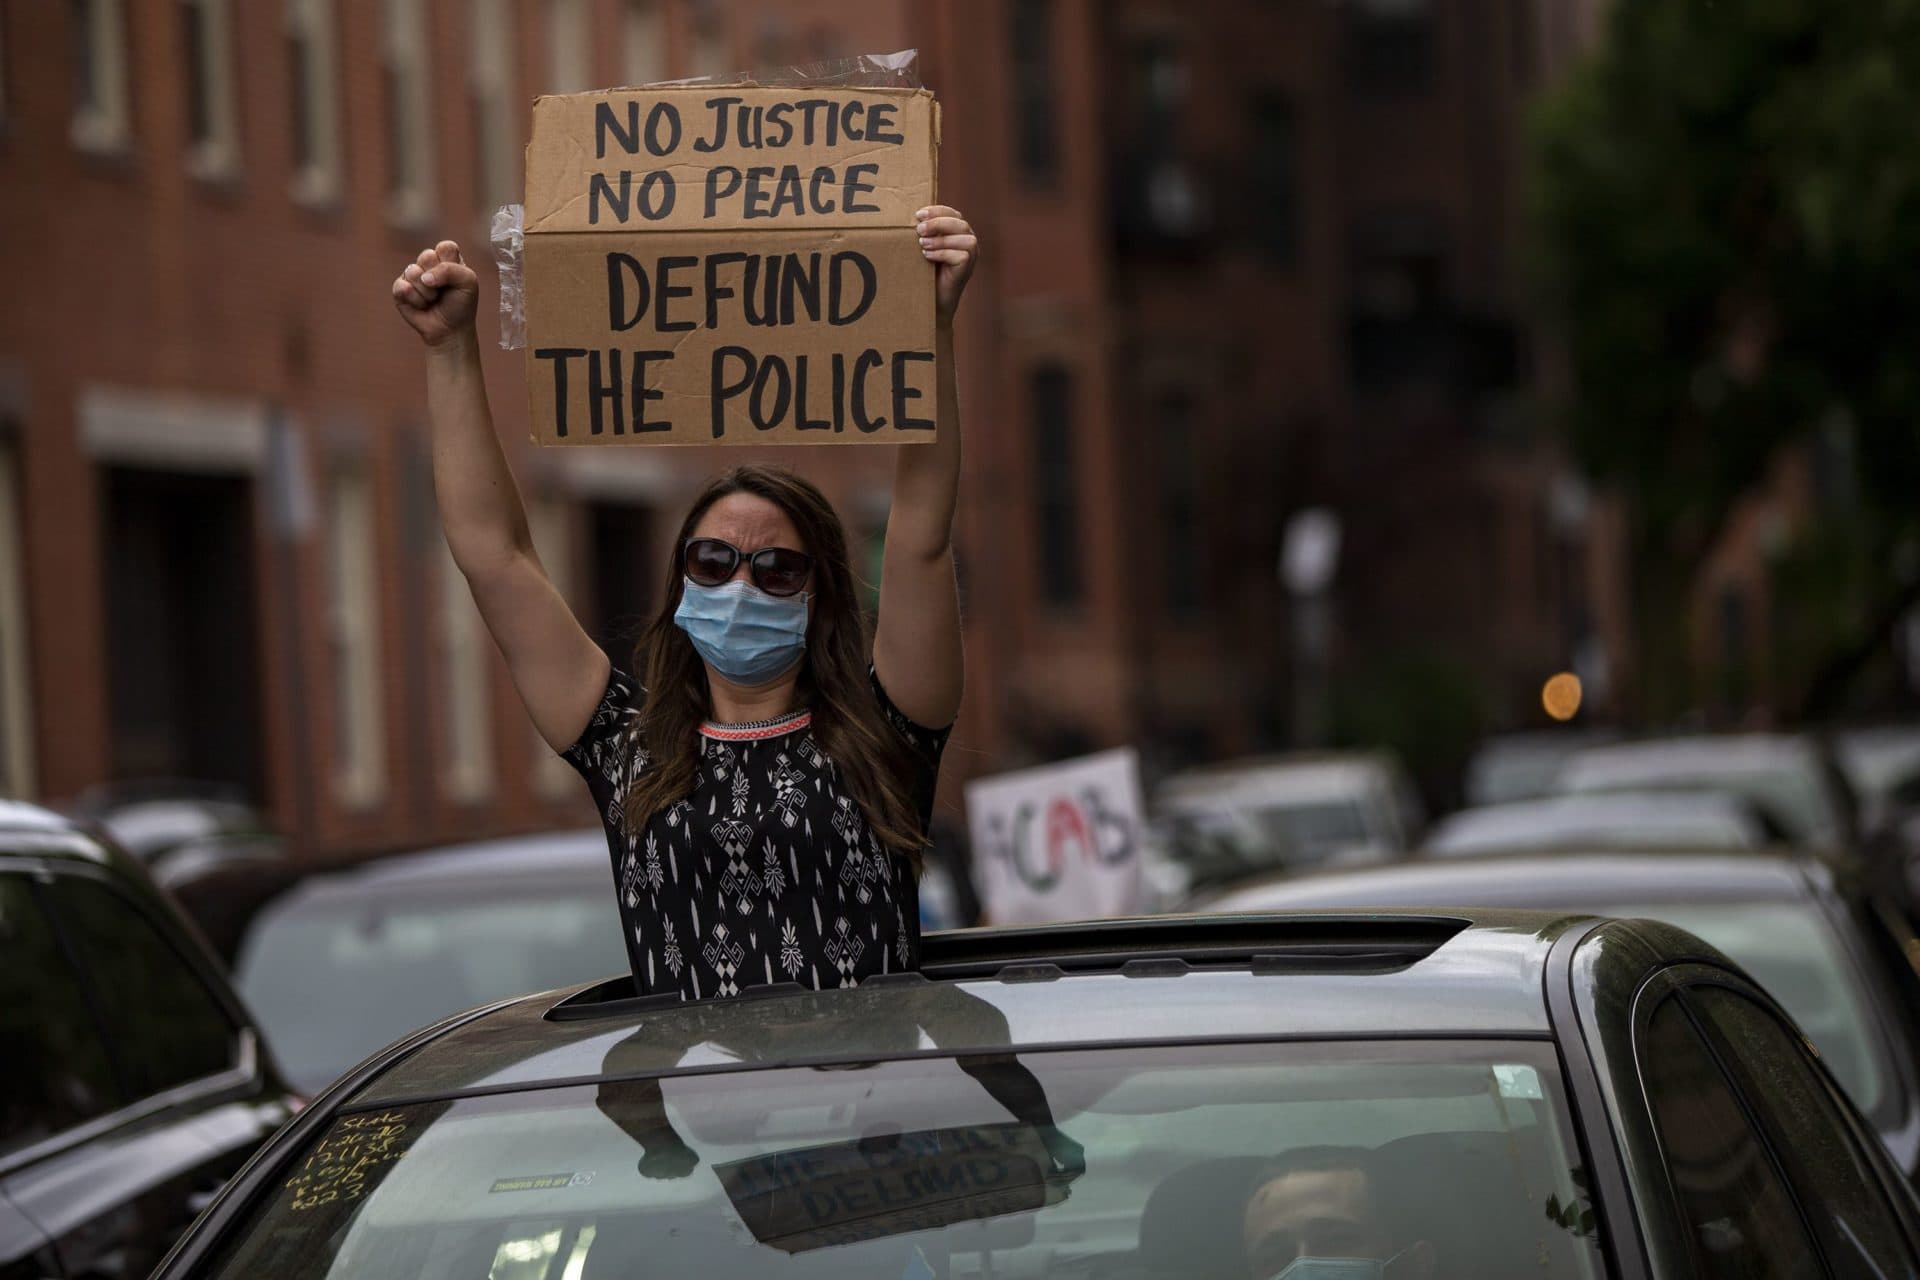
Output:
[1272, 1249, 1408, 1280]
[673, 577, 810, 687]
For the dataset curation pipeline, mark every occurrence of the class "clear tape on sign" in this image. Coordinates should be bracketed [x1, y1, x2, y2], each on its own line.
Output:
[490, 49, 921, 351]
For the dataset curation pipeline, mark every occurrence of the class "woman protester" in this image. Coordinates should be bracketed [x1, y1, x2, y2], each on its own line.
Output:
[390, 206, 978, 999]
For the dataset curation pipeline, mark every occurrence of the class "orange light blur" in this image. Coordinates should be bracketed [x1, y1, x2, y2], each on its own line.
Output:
[1542, 672, 1584, 722]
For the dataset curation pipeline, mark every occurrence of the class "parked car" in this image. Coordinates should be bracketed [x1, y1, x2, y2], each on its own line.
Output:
[1424, 791, 1774, 856]
[228, 831, 629, 1096]
[0, 800, 297, 1280]
[1838, 725, 1920, 827]
[1194, 848, 1920, 1179]
[1553, 733, 1862, 852]
[159, 910, 1920, 1277]
[1464, 728, 1619, 807]
[68, 780, 286, 891]
[1153, 751, 1423, 889]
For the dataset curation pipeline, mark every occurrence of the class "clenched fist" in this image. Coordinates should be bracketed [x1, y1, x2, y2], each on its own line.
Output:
[391, 241, 480, 347]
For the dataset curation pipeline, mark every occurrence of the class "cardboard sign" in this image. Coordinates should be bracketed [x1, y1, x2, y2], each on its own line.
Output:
[967, 749, 1148, 926]
[522, 86, 940, 446]
[714, 1123, 1074, 1254]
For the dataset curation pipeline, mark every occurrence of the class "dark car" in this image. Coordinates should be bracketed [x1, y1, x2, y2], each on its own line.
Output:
[159, 911, 1920, 1278]
[68, 780, 286, 891]
[225, 831, 629, 1096]
[1194, 849, 1920, 1180]
[0, 800, 298, 1280]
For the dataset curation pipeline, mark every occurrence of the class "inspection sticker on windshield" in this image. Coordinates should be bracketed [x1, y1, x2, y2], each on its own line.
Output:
[490, 1172, 595, 1194]
[1494, 1064, 1544, 1100]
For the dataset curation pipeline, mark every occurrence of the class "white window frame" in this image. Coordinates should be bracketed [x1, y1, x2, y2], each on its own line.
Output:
[0, 444, 35, 799]
[526, 495, 581, 801]
[181, 0, 242, 180]
[546, 0, 592, 94]
[384, 0, 436, 228]
[622, 0, 664, 87]
[470, 0, 515, 213]
[437, 544, 494, 805]
[70, 0, 132, 154]
[325, 469, 386, 811]
[689, 0, 729, 79]
[286, 0, 345, 205]
[1, 1, 11, 128]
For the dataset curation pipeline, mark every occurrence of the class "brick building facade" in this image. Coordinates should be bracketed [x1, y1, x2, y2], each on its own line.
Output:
[0, 0, 1607, 856]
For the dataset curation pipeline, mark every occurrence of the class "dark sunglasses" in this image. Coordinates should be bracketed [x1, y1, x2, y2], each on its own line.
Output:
[682, 537, 813, 597]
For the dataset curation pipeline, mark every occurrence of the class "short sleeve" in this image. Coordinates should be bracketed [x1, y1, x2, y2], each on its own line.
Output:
[869, 667, 951, 831]
[561, 667, 646, 787]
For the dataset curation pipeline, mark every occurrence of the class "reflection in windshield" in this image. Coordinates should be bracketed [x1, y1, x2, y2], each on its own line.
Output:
[207, 1041, 1602, 1279]
[236, 893, 629, 1095]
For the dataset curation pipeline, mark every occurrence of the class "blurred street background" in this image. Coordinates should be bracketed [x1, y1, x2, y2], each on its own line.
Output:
[0, 0, 1916, 860]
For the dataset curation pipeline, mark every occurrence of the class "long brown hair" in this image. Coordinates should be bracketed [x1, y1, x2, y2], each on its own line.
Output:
[621, 465, 927, 869]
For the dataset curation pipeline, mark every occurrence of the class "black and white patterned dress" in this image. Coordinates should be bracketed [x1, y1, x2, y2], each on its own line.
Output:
[563, 667, 949, 1001]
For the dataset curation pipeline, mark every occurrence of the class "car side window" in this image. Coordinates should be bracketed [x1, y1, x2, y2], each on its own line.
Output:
[1689, 985, 1919, 1277]
[40, 874, 238, 1098]
[1640, 994, 1821, 1277]
[0, 871, 125, 1155]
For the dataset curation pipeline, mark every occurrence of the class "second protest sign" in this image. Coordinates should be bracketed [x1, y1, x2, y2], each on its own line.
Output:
[521, 85, 941, 446]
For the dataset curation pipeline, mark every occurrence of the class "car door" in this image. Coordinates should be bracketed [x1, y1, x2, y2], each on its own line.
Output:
[0, 866, 117, 1278]
[1630, 963, 1920, 1277]
[3, 863, 284, 1279]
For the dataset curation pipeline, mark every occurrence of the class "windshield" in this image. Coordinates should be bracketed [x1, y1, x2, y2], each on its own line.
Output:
[236, 891, 629, 1095]
[1602, 901, 1889, 1120]
[1254, 800, 1376, 863]
[207, 1041, 1603, 1279]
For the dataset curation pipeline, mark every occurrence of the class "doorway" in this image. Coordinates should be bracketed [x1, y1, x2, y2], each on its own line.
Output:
[101, 466, 264, 799]
[587, 500, 655, 666]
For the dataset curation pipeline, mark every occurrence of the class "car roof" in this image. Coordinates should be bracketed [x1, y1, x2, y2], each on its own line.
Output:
[1158, 754, 1395, 806]
[341, 910, 1614, 1109]
[1201, 849, 1824, 915]
[1559, 734, 1818, 780]
[258, 830, 609, 908]
[0, 799, 143, 872]
[1427, 792, 1764, 848]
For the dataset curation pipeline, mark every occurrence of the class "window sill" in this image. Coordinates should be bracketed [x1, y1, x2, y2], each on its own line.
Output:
[290, 166, 346, 216]
[69, 114, 136, 166]
[387, 189, 438, 237]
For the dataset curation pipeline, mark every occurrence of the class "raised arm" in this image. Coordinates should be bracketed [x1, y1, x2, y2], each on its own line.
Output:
[872, 207, 977, 730]
[392, 241, 610, 753]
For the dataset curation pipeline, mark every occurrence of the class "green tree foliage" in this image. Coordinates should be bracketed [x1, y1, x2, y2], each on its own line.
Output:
[1530, 0, 1920, 716]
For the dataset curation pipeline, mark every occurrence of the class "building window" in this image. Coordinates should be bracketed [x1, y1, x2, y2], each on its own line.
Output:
[755, 17, 793, 71]
[1347, 0, 1435, 92]
[70, 0, 132, 153]
[383, 0, 434, 227]
[690, 0, 728, 78]
[1347, 208, 1448, 392]
[1157, 390, 1203, 618]
[526, 495, 580, 800]
[1009, 0, 1059, 187]
[470, 0, 515, 212]
[287, 0, 343, 205]
[325, 469, 385, 810]
[181, 0, 240, 179]
[437, 545, 493, 805]
[0, 443, 34, 799]
[546, 0, 591, 93]
[622, 0, 663, 85]
[1030, 365, 1082, 607]
[1247, 92, 1299, 264]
